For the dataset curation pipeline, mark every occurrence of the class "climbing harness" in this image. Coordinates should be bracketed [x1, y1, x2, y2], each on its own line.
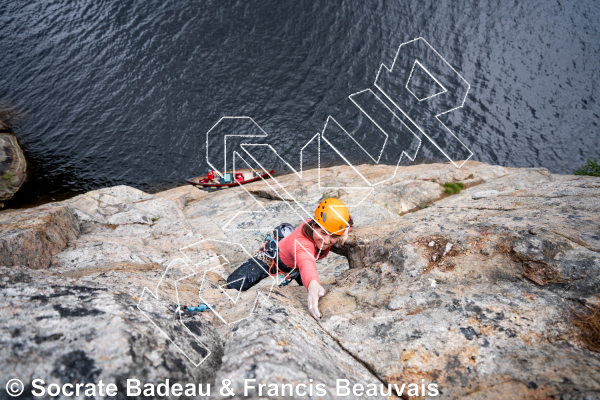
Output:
[253, 224, 298, 286]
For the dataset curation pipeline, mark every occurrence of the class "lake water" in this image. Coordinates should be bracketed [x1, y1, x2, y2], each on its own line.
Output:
[0, 0, 598, 207]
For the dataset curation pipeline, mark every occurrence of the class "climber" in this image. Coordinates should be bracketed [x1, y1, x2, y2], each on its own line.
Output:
[226, 198, 353, 321]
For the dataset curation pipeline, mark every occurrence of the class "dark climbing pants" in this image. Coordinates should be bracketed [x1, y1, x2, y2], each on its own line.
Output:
[226, 256, 302, 291]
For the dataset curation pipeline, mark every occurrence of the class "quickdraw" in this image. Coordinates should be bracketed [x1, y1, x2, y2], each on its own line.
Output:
[172, 303, 215, 319]
[254, 234, 279, 275]
[254, 233, 298, 285]
[262, 233, 278, 259]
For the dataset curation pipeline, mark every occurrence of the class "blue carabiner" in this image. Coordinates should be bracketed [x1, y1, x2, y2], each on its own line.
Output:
[188, 303, 214, 312]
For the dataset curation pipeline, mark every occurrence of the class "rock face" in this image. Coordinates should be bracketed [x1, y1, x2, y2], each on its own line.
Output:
[0, 132, 27, 202]
[0, 266, 223, 395]
[324, 175, 600, 399]
[0, 204, 79, 269]
[0, 161, 598, 400]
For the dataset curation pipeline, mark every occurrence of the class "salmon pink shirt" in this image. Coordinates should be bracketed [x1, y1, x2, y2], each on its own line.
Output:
[278, 220, 340, 290]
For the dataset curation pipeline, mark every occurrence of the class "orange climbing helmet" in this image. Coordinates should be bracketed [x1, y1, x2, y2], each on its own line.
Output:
[313, 198, 349, 235]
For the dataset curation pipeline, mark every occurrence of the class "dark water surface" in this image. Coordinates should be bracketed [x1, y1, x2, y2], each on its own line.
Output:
[0, 0, 598, 207]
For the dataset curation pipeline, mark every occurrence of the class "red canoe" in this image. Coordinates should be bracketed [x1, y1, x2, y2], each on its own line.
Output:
[186, 168, 274, 188]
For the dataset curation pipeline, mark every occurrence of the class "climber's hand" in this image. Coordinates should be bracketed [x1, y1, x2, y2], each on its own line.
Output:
[307, 280, 325, 321]
[338, 226, 349, 247]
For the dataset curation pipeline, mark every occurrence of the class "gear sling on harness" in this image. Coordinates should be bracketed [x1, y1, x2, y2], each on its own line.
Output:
[226, 225, 299, 291]
[257, 233, 300, 285]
